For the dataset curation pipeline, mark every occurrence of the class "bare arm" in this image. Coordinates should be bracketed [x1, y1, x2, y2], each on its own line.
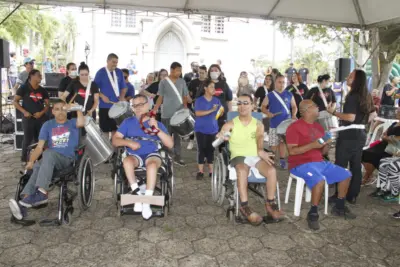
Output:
[386, 87, 397, 96]
[112, 132, 140, 150]
[140, 90, 153, 98]
[153, 95, 163, 112]
[119, 88, 127, 101]
[28, 140, 46, 164]
[13, 95, 29, 115]
[89, 93, 99, 114]
[157, 129, 174, 149]
[287, 142, 321, 156]
[256, 121, 265, 153]
[330, 110, 355, 122]
[290, 97, 298, 119]
[60, 91, 70, 102]
[216, 121, 234, 139]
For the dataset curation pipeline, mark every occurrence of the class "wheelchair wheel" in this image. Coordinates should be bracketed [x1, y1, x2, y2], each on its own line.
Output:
[63, 207, 73, 225]
[77, 153, 95, 210]
[212, 153, 227, 206]
[161, 180, 171, 217]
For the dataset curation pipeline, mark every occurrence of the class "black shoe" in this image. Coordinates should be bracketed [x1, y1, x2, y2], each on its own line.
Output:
[129, 187, 140, 195]
[328, 194, 338, 204]
[331, 205, 357, 220]
[346, 197, 357, 205]
[307, 212, 320, 230]
[196, 172, 204, 180]
[174, 157, 186, 167]
[392, 211, 400, 219]
[369, 189, 383, 198]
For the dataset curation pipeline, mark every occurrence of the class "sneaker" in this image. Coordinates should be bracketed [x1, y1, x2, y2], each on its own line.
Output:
[392, 211, 400, 219]
[239, 205, 263, 226]
[174, 157, 186, 167]
[307, 212, 320, 230]
[196, 172, 204, 180]
[383, 194, 400, 202]
[130, 188, 143, 212]
[9, 199, 23, 220]
[187, 140, 194, 150]
[331, 205, 357, 220]
[19, 190, 48, 208]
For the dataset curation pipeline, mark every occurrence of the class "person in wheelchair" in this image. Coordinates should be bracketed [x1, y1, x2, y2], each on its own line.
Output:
[286, 99, 356, 231]
[218, 94, 283, 225]
[112, 94, 173, 219]
[9, 100, 85, 220]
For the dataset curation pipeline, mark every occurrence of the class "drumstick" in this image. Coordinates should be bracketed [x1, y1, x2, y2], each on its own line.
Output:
[110, 101, 117, 104]
[69, 93, 77, 104]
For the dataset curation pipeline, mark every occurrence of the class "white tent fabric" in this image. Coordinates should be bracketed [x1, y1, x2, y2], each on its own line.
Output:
[4, 0, 400, 28]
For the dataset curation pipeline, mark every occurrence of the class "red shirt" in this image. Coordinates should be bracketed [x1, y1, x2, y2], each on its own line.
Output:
[286, 119, 324, 169]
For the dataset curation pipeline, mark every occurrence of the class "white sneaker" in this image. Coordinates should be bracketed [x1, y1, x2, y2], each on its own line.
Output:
[187, 140, 194, 150]
[142, 204, 153, 220]
[134, 202, 143, 212]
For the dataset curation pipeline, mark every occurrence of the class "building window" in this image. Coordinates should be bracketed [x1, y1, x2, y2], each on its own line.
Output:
[201, 15, 211, 33]
[111, 10, 122, 27]
[126, 10, 136, 28]
[215, 16, 225, 34]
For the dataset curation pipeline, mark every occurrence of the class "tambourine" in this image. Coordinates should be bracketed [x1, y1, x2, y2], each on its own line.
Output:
[140, 111, 160, 136]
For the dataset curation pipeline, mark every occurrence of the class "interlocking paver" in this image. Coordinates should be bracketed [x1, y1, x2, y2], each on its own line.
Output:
[0, 145, 398, 266]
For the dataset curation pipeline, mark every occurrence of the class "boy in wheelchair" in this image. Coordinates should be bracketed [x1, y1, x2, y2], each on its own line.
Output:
[9, 100, 85, 220]
[217, 94, 283, 225]
[112, 94, 173, 219]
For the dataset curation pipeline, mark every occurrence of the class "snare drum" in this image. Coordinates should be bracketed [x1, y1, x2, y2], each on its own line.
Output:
[378, 105, 397, 120]
[276, 119, 296, 142]
[108, 101, 133, 126]
[170, 109, 195, 137]
[317, 111, 339, 138]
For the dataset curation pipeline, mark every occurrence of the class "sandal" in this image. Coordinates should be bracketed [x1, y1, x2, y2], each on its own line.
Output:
[239, 205, 263, 226]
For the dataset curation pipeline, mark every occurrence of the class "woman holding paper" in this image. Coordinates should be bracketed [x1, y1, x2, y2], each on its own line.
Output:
[62, 62, 99, 120]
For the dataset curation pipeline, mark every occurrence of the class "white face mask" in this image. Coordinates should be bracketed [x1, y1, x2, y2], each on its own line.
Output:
[210, 72, 220, 80]
[69, 71, 78, 78]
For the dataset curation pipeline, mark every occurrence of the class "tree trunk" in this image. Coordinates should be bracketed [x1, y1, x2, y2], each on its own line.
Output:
[371, 28, 380, 89]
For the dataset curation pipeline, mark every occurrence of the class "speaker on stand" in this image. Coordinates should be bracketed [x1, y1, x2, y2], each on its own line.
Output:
[335, 58, 351, 113]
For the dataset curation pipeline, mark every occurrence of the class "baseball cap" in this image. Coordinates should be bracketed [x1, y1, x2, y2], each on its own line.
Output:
[23, 57, 35, 65]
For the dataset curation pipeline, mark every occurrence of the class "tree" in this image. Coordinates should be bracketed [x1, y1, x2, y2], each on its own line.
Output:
[60, 13, 77, 63]
[0, 8, 38, 46]
[277, 21, 400, 90]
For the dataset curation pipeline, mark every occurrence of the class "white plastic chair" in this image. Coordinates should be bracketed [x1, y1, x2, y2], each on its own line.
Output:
[284, 173, 329, 216]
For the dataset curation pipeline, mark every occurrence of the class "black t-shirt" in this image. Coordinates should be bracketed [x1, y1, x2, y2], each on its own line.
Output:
[58, 76, 74, 102]
[66, 80, 100, 112]
[188, 78, 205, 109]
[380, 84, 397, 106]
[298, 68, 309, 82]
[285, 83, 309, 118]
[183, 72, 199, 85]
[285, 67, 297, 81]
[196, 80, 233, 119]
[254, 86, 271, 108]
[146, 81, 160, 104]
[16, 83, 49, 114]
[305, 86, 336, 111]
[338, 94, 371, 140]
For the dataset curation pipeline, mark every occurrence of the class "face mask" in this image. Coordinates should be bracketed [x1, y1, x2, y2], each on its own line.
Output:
[210, 72, 220, 80]
[69, 71, 78, 78]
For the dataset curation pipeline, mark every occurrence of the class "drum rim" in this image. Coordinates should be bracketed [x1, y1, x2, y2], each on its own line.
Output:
[170, 109, 191, 125]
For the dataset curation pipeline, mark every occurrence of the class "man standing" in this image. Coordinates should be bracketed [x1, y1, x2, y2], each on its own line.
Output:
[152, 62, 188, 166]
[8, 52, 18, 90]
[298, 63, 309, 85]
[122, 68, 135, 101]
[43, 58, 53, 73]
[183, 61, 199, 85]
[285, 63, 297, 85]
[13, 58, 35, 93]
[94, 53, 127, 137]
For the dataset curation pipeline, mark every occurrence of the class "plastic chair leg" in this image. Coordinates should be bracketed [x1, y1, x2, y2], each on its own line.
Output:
[324, 182, 329, 215]
[276, 182, 281, 210]
[285, 176, 293, 204]
[305, 187, 312, 202]
[294, 179, 305, 217]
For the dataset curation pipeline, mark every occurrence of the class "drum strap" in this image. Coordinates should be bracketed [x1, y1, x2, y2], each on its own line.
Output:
[317, 86, 328, 108]
[106, 68, 120, 97]
[165, 77, 183, 105]
[83, 79, 92, 112]
[140, 112, 160, 136]
[272, 91, 290, 115]
[292, 84, 303, 100]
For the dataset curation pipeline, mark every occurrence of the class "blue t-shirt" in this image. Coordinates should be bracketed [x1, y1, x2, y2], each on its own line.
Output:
[194, 96, 221, 135]
[267, 90, 292, 128]
[94, 67, 127, 109]
[126, 82, 135, 98]
[38, 119, 79, 158]
[117, 117, 169, 155]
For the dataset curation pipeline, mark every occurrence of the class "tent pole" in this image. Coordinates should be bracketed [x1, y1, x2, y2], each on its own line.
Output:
[352, 0, 366, 28]
[0, 3, 22, 26]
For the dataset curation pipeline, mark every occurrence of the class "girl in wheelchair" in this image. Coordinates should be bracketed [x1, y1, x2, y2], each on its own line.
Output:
[9, 100, 87, 223]
[112, 94, 173, 219]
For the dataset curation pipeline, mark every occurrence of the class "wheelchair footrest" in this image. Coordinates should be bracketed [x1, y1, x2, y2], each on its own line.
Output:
[10, 216, 36, 226]
[120, 206, 165, 218]
[39, 218, 61, 227]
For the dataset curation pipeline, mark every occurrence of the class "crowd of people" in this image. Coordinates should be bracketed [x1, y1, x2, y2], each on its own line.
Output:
[7, 52, 400, 227]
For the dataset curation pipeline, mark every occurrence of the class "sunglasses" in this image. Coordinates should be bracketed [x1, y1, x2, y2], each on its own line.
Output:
[132, 101, 148, 108]
[237, 101, 251, 106]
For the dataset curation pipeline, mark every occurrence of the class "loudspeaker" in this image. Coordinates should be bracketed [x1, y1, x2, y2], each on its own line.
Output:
[45, 73, 65, 87]
[335, 58, 351, 82]
[0, 39, 10, 68]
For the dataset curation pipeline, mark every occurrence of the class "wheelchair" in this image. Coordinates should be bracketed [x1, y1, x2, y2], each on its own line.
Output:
[211, 112, 281, 224]
[11, 143, 95, 226]
[112, 136, 174, 217]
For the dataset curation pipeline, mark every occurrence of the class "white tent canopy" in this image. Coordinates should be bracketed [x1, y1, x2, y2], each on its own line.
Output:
[3, 0, 400, 28]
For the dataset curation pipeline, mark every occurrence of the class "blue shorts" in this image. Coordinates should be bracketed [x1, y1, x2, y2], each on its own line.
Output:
[124, 151, 162, 168]
[290, 161, 351, 189]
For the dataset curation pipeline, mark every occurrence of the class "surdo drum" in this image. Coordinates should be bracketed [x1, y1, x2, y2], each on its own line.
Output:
[108, 101, 133, 126]
[170, 109, 195, 138]
[317, 111, 339, 139]
[276, 119, 297, 143]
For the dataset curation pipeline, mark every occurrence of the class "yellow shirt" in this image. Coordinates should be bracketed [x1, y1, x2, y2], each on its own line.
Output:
[229, 116, 258, 159]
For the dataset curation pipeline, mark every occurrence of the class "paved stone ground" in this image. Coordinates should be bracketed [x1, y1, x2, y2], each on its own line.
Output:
[0, 140, 400, 267]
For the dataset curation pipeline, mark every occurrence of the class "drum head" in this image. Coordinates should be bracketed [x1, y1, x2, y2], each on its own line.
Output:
[276, 119, 296, 135]
[170, 109, 191, 125]
[109, 102, 129, 118]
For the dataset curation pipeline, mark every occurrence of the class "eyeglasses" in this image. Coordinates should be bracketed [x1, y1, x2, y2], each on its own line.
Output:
[237, 101, 251, 106]
[132, 101, 148, 108]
